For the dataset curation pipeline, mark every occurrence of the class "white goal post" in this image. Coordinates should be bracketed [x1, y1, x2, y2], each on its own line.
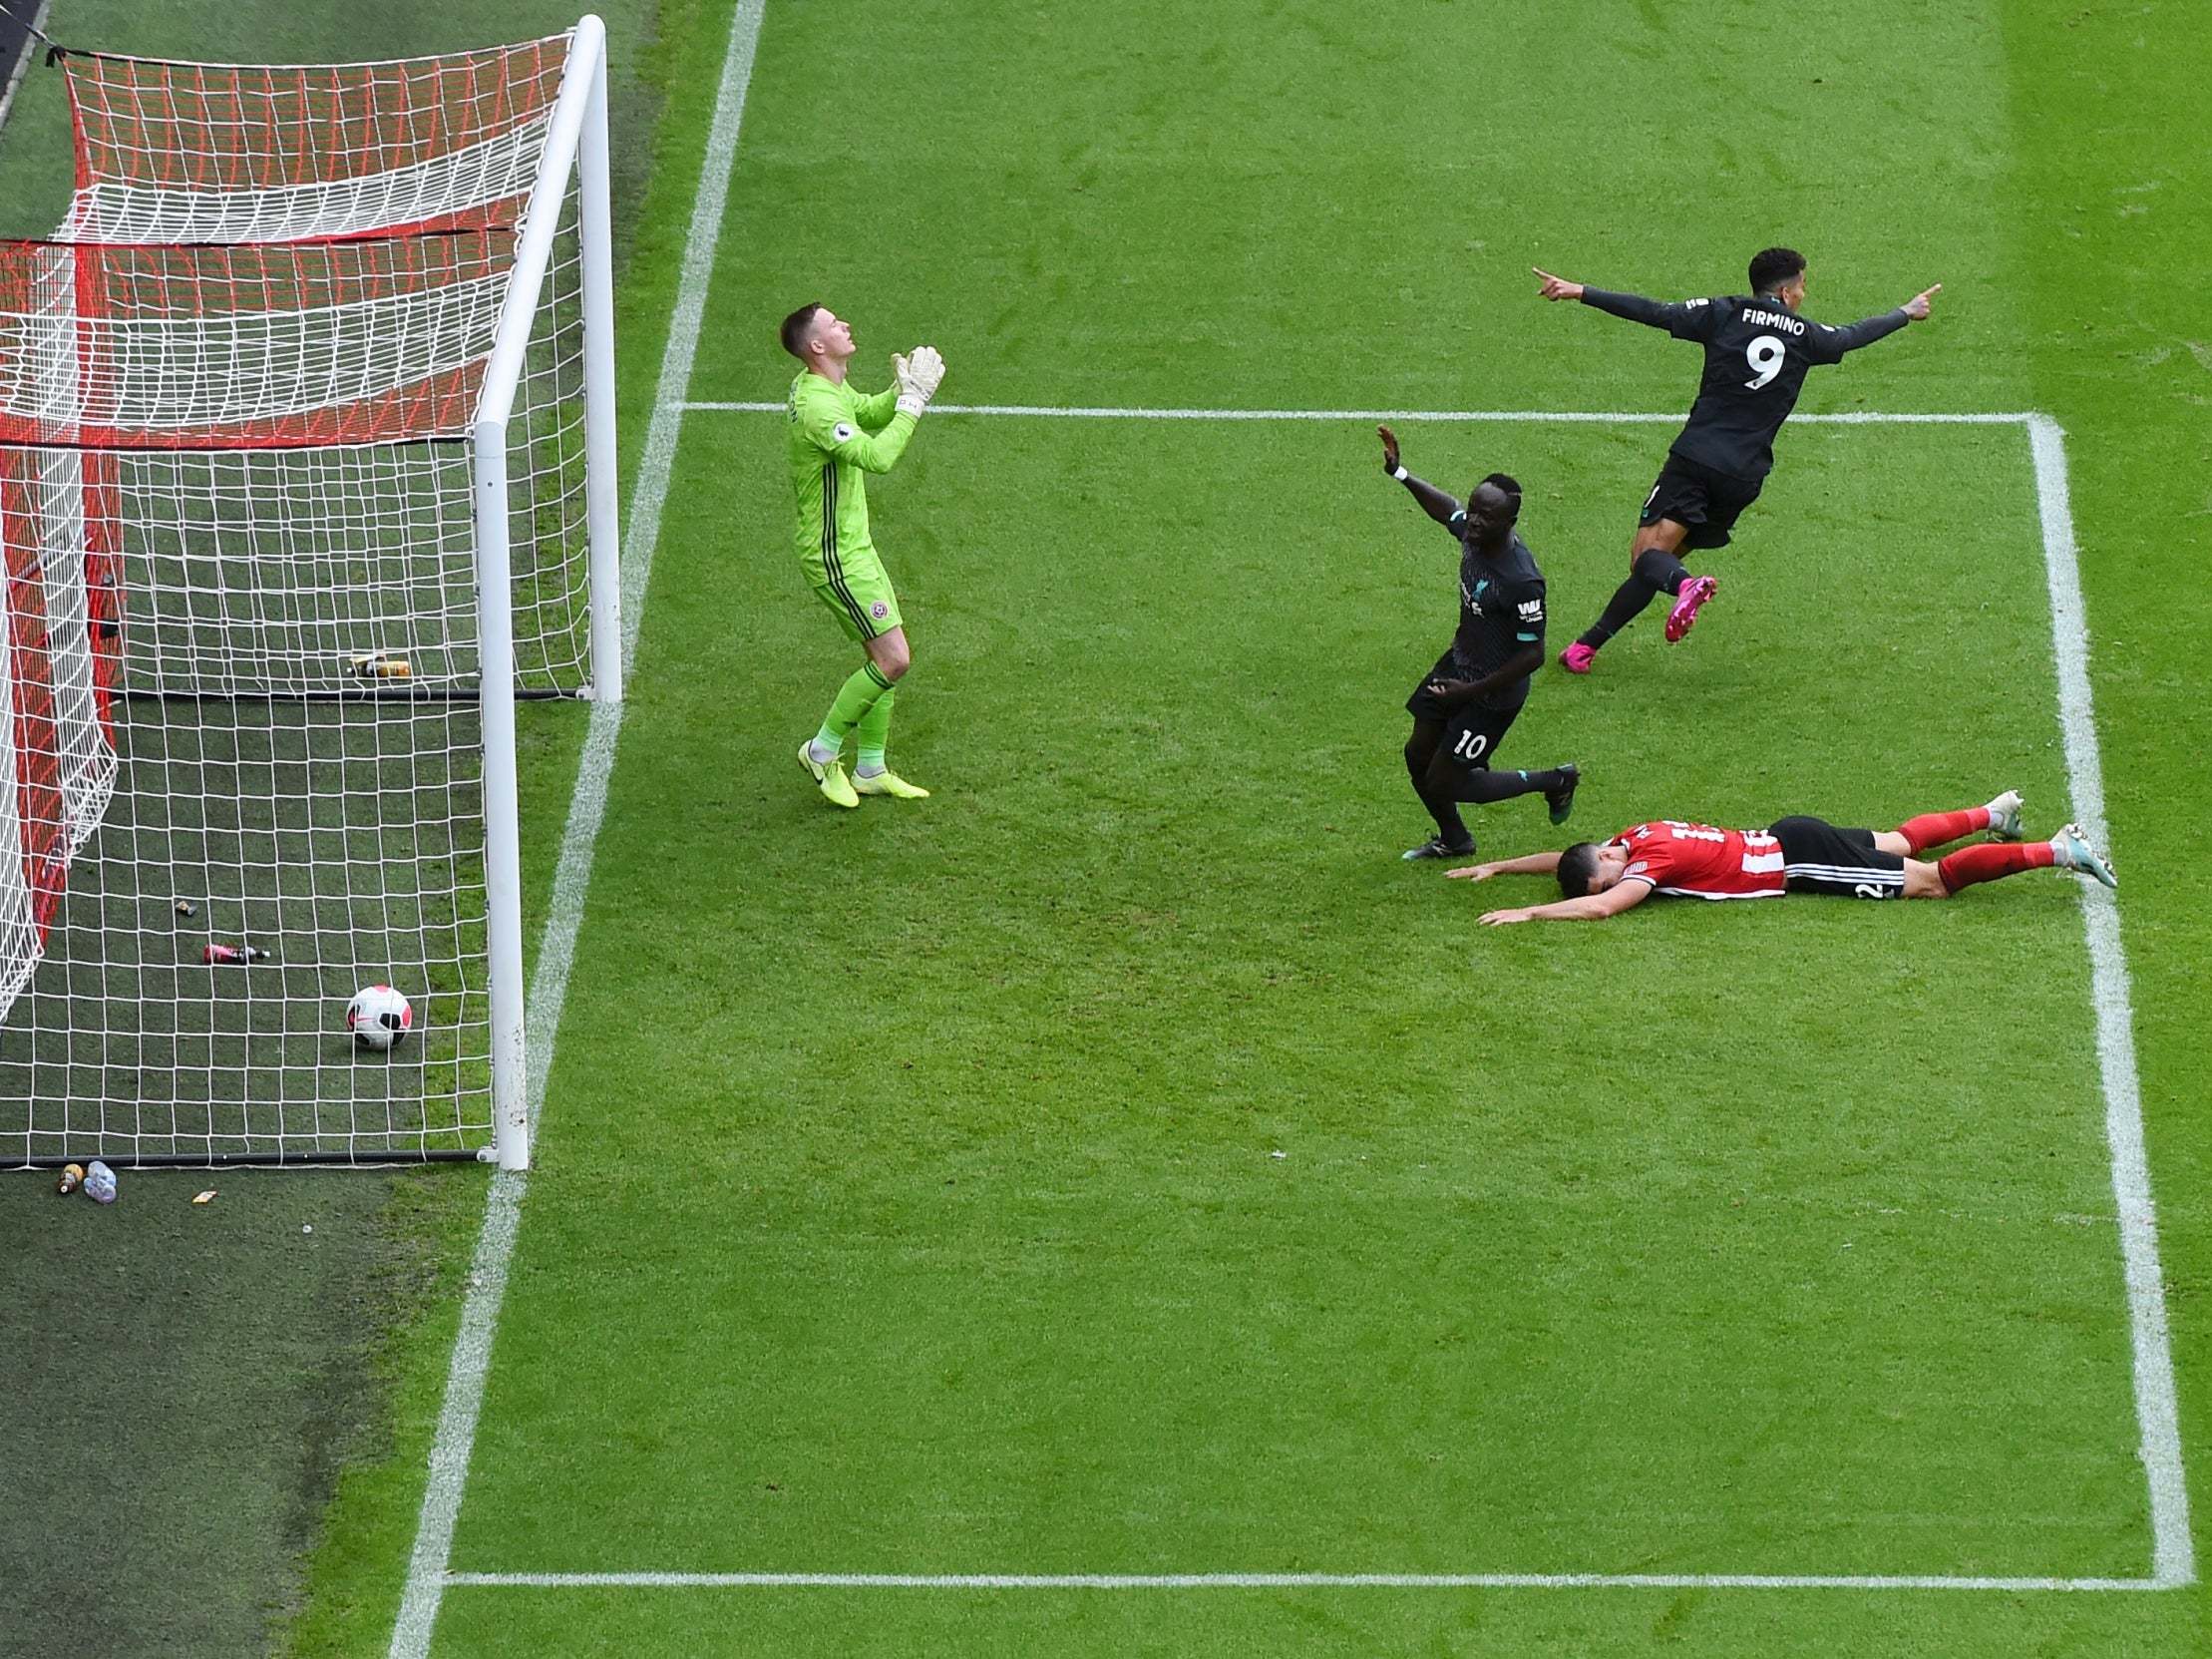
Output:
[0, 17, 619, 1172]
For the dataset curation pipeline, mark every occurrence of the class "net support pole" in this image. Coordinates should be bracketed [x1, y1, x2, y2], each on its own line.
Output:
[575, 14, 622, 702]
[474, 418, 530, 1172]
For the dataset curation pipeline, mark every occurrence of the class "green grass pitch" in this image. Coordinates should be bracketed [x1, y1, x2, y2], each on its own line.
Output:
[9, 0, 2212, 1656]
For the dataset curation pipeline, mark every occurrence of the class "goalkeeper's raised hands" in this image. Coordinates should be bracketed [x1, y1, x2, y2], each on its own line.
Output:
[895, 345, 947, 416]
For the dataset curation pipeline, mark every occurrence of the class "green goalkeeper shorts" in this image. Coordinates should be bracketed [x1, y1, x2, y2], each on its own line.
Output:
[806, 546, 902, 642]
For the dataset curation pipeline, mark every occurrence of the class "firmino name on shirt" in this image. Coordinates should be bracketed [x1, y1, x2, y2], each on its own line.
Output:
[1740, 306, 1805, 334]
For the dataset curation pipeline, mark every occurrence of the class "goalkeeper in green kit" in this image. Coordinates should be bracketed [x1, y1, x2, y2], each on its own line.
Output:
[782, 302, 944, 806]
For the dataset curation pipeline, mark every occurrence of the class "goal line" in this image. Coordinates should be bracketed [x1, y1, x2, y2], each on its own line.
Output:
[444, 405, 2186, 1596]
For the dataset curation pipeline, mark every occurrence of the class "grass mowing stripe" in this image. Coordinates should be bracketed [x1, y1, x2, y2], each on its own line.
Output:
[385, 4, 771, 1655]
[2027, 414, 2195, 1587]
[444, 1572, 2172, 1592]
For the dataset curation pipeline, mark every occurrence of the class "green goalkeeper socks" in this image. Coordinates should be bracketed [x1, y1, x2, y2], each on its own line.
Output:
[817, 661, 894, 755]
[854, 685, 896, 777]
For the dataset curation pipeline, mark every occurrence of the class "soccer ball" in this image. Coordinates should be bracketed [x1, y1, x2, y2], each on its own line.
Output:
[347, 985, 414, 1051]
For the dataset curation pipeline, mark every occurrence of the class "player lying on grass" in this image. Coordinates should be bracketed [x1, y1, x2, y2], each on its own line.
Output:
[782, 301, 944, 807]
[1378, 425, 1581, 861]
[1445, 790, 2117, 925]
[1533, 249, 1941, 673]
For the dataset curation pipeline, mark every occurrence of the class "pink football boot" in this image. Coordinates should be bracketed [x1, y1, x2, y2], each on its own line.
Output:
[1663, 575, 1718, 643]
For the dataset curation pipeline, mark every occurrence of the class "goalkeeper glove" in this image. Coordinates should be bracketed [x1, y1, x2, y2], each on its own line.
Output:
[895, 345, 946, 416]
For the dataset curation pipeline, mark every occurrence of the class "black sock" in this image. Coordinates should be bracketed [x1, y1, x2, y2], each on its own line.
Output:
[1415, 754, 1474, 847]
[1634, 547, 1691, 595]
[1421, 795, 1474, 847]
[1577, 551, 1691, 650]
[1459, 767, 1561, 805]
[1579, 573, 1659, 649]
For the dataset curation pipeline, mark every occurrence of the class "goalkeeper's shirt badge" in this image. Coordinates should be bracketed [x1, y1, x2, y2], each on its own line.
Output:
[834, 422, 855, 442]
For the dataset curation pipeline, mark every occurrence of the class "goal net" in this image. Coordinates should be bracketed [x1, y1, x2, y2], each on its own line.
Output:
[0, 20, 617, 1169]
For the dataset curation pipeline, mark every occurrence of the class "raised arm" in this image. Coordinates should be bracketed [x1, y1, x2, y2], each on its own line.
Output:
[794, 348, 945, 474]
[851, 383, 902, 432]
[1378, 425, 1464, 527]
[796, 392, 917, 475]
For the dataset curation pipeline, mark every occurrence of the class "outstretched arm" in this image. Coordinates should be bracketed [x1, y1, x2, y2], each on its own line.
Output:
[1378, 425, 1464, 526]
[1537, 267, 1710, 336]
[1808, 283, 1941, 362]
[1445, 850, 1566, 880]
[1479, 883, 1651, 926]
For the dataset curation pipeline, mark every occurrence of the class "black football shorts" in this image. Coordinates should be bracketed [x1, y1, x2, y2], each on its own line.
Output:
[1769, 815, 1906, 899]
[1407, 653, 1524, 772]
[1640, 454, 1764, 550]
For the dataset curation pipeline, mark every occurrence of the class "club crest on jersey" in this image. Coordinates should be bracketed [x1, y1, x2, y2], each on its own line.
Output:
[870, 601, 889, 620]
[834, 422, 856, 443]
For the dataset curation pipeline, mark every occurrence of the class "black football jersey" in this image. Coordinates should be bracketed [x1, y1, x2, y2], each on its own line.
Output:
[1441, 517, 1545, 710]
[1581, 288, 1911, 482]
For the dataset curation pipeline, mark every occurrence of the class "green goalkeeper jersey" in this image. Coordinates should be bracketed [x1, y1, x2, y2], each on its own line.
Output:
[787, 369, 920, 575]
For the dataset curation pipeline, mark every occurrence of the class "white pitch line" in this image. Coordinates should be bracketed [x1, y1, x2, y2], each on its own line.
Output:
[384, 4, 770, 1657]
[2028, 413, 2195, 1588]
[447, 1571, 2167, 1593]
[684, 401, 2035, 424]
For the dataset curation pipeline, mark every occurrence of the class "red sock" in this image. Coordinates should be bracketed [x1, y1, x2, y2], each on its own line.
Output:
[1937, 840, 2053, 893]
[1897, 806, 1990, 853]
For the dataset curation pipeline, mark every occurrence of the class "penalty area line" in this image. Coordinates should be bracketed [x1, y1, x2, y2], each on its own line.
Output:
[433, 415, 2194, 1603]
[422, 407, 2190, 1603]
[684, 400, 2036, 424]
[445, 1571, 2169, 1593]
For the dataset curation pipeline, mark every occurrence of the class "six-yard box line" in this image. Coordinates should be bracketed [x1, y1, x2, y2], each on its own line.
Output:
[445, 401, 2192, 1599]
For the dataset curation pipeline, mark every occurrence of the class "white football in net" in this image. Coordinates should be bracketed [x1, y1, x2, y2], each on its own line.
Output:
[347, 986, 415, 1051]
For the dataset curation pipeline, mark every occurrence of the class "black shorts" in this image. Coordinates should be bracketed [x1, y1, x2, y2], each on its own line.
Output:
[1641, 454, 1764, 550]
[1407, 652, 1524, 771]
[1768, 816, 1906, 899]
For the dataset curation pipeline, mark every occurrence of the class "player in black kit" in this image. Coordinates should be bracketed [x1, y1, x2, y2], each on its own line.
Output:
[1378, 426, 1580, 861]
[1534, 248, 1941, 673]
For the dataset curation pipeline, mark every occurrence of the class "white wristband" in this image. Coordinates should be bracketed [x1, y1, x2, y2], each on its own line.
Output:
[1392, 465, 1409, 482]
[897, 394, 925, 417]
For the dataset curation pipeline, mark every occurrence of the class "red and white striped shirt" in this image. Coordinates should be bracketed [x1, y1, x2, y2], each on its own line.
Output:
[1610, 821, 1786, 900]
